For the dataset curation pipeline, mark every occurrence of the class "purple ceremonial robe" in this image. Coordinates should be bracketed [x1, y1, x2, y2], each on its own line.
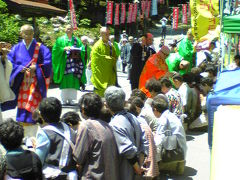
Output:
[1, 39, 52, 123]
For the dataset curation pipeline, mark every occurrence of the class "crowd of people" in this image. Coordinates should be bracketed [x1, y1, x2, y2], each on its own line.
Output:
[0, 22, 227, 179]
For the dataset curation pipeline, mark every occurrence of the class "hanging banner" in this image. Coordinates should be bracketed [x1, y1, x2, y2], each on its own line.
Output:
[69, 0, 77, 30]
[141, 1, 146, 16]
[188, 2, 191, 17]
[127, 3, 133, 23]
[152, 0, 158, 16]
[115, 3, 120, 25]
[106, 1, 114, 24]
[190, 0, 219, 41]
[132, 3, 138, 23]
[121, 3, 126, 24]
[172, 7, 179, 30]
[160, 0, 165, 4]
[146, 1, 151, 18]
[182, 4, 188, 24]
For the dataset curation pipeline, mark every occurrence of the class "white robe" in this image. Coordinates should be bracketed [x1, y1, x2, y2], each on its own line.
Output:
[0, 58, 15, 122]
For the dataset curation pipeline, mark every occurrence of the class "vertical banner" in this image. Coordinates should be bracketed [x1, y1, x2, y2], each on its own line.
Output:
[182, 4, 188, 24]
[188, 2, 191, 17]
[141, 1, 146, 16]
[106, 1, 114, 24]
[121, 3, 126, 24]
[152, 0, 158, 16]
[146, 1, 151, 18]
[132, 3, 138, 23]
[115, 3, 120, 25]
[190, 0, 219, 41]
[69, 0, 77, 30]
[127, 3, 133, 23]
[160, 0, 165, 4]
[172, 7, 179, 30]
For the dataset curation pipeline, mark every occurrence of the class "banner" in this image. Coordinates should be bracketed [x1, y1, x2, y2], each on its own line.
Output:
[146, 1, 151, 18]
[121, 3, 126, 24]
[182, 4, 188, 24]
[172, 7, 179, 30]
[188, 2, 191, 17]
[69, 0, 77, 30]
[152, 0, 158, 16]
[106, 1, 114, 24]
[141, 1, 146, 16]
[190, 0, 219, 41]
[115, 3, 120, 25]
[132, 3, 138, 22]
[127, 3, 133, 23]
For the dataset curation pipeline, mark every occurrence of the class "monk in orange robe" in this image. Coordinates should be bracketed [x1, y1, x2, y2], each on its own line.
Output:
[139, 46, 170, 90]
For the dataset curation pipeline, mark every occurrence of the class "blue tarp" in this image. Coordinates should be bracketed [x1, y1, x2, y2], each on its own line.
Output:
[208, 68, 240, 149]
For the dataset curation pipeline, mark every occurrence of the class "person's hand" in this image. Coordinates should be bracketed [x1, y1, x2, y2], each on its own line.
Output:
[29, 64, 36, 73]
[105, 55, 112, 60]
[133, 162, 144, 175]
[21, 67, 28, 73]
[64, 46, 71, 51]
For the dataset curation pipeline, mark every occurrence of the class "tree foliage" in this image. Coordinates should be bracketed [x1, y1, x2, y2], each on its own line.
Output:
[0, 0, 20, 44]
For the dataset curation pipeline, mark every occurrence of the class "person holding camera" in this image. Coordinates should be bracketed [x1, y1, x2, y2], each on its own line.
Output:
[0, 42, 15, 123]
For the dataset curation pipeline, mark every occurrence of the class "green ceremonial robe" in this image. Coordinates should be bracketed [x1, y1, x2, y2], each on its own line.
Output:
[52, 34, 86, 90]
[178, 37, 194, 75]
[91, 39, 117, 97]
[113, 41, 120, 58]
[166, 53, 183, 75]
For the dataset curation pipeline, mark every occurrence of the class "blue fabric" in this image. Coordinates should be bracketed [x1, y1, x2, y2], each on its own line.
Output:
[207, 69, 240, 149]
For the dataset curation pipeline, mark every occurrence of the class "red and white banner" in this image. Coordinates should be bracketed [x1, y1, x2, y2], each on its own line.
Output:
[182, 4, 188, 24]
[106, 1, 114, 24]
[172, 7, 179, 30]
[141, 1, 146, 16]
[146, 1, 151, 18]
[127, 3, 133, 23]
[159, 0, 165, 4]
[121, 3, 126, 24]
[114, 3, 120, 25]
[69, 0, 77, 30]
[132, 3, 138, 23]
[188, 3, 191, 18]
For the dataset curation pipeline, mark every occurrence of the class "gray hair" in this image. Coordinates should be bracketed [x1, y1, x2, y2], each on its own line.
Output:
[20, 24, 34, 33]
[104, 86, 126, 112]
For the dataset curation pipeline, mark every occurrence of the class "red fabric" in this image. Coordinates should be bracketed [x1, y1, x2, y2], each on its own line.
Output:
[69, 0, 77, 30]
[18, 43, 50, 113]
[132, 3, 138, 23]
[127, 3, 133, 23]
[139, 53, 168, 89]
[172, 7, 179, 30]
[120, 3, 126, 24]
[114, 3, 120, 25]
[106, 1, 114, 24]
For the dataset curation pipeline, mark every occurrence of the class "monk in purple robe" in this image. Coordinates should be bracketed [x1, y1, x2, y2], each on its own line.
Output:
[1, 24, 52, 126]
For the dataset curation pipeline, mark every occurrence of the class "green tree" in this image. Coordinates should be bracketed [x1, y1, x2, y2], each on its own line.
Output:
[0, 0, 20, 44]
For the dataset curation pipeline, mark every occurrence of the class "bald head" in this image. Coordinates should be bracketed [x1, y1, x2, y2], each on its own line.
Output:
[100, 27, 110, 43]
[20, 24, 34, 44]
[20, 24, 34, 34]
[65, 25, 73, 37]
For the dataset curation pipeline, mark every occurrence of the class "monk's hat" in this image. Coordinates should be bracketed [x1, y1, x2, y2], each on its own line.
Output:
[158, 45, 170, 57]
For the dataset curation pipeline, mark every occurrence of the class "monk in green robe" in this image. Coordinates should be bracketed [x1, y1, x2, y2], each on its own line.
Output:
[166, 53, 190, 75]
[91, 27, 117, 97]
[52, 25, 86, 104]
[178, 29, 196, 75]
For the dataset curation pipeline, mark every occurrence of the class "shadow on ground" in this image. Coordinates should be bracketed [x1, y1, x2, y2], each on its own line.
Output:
[159, 166, 197, 180]
[186, 129, 207, 141]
